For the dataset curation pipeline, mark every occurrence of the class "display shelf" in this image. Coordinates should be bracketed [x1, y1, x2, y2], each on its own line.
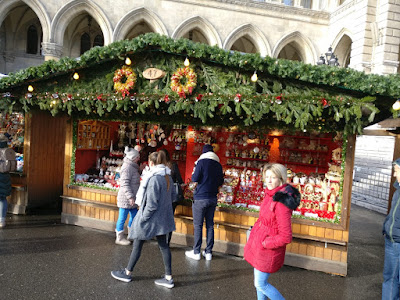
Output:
[278, 160, 328, 168]
[225, 165, 261, 171]
[279, 148, 328, 154]
[226, 156, 269, 162]
[77, 120, 111, 150]
[273, 135, 332, 141]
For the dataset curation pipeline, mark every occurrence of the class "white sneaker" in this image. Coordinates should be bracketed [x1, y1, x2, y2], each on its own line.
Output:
[202, 251, 212, 261]
[0, 219, 5, 228]
[185, 250, 201, 261]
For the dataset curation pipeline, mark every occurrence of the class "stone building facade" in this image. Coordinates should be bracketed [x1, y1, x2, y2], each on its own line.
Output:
[4, 0, 397, 74]
[1, 0, 398, 213]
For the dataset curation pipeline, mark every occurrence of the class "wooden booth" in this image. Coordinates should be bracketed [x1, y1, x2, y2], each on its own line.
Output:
[1, 33, 396, 276]
[0, 110, 67, 214]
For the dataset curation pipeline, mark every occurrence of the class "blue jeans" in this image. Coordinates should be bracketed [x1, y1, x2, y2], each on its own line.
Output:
[0, 195, 7, 220]
[382, 237, 400, 300]
[192, 199, 216, 254]
[254, 268, 285, 300]
[115, 207, 138, 232]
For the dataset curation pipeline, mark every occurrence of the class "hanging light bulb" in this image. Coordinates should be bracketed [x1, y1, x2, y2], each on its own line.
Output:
[393, 100, 400, 110]
[251, 71, 258, 82]
[184, 58, 190, 67]
[73, 72, 79, 80]
[27, 85, 34, 92]
[125, 57, 132, 65]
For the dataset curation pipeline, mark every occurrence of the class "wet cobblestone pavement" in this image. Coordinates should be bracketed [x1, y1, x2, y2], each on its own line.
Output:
[0, 204, 384, 300]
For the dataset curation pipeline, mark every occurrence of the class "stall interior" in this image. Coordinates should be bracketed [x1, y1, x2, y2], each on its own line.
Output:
[0, 112, 24, 172]
[73, 120, 343, 224]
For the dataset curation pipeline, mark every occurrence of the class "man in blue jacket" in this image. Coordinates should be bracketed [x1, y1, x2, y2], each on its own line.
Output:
[382, 158, 400, 300]
[185, 144, 224, 261]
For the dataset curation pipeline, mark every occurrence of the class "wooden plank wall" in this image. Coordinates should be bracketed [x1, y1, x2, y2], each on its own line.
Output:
[62, 187, 118, 222]
[26, 111, 67, 208]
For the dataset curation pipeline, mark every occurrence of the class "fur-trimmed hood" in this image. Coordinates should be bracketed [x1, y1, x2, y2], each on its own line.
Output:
[273, 184, 301, 210]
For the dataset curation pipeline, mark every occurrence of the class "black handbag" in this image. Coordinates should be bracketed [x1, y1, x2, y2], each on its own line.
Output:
[173, 182, 183, 203]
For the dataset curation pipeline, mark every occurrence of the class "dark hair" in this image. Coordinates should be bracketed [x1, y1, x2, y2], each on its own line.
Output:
[149, 151, 168, 166]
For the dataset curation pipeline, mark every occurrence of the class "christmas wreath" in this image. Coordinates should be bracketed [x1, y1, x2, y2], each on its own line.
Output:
[113, 66, 136, 97]
[171, 67, 197, 98]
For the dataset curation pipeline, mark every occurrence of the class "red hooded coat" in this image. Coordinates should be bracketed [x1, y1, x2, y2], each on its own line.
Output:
[244, 184, 300, 273]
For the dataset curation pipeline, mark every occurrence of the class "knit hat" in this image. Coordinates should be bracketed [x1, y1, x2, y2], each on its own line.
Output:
[202, 144, 214, 153]
[124, 146, 140, 161]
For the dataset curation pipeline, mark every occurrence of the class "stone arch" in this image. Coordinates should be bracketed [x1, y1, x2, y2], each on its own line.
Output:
[331, 28, 353, 67]
[51, 0, 112, 46]
[273, 31, 317, 64]
[223, 24, 271, 57]
[113, 7, 168, 41]
[172, 16, 222, 47]
[13, 8, 43, 54]
[0, 0, 50, 43]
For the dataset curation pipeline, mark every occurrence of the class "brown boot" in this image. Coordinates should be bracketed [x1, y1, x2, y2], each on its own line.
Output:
[115, 230, 131, 245]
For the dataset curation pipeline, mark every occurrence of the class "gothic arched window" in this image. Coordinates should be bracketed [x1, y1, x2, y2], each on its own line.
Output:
[26, 25, 38, 54]
[80, 33, 91, 55]
[93, 34, 104, 47]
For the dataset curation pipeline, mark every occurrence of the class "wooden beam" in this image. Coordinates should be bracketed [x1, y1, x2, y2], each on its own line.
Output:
[388, 136, 400, 213]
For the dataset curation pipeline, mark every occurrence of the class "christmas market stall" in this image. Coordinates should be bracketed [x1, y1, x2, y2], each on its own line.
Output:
[1, 33, 398, 276]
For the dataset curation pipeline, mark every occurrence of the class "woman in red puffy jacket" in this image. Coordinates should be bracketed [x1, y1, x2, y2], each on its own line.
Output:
[244, 163, 300, 300]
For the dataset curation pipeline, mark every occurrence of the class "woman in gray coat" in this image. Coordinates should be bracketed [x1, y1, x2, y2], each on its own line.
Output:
[115, 147, 140, 245]
[111, 151, 176, 289]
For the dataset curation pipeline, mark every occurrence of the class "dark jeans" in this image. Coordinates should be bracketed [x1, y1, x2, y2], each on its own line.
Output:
[127, 234, 172, 276]
[382, 236, 400, 300]
[192, 199, 217, 254]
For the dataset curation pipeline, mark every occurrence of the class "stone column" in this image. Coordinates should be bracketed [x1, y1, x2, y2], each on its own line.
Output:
[41, 42, 63, 61]
[345, 0, 375, 73]
[370, 0, 400, 75]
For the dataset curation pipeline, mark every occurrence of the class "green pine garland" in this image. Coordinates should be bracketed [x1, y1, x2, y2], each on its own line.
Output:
[0, 33, 393, 134]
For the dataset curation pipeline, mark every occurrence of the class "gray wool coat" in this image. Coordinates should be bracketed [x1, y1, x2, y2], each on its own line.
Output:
[131, 174, 176, 240]
[117, 158, 140, 209]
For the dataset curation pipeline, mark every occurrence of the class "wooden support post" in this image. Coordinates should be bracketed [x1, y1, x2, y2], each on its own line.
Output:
[388, 135, 400, 213]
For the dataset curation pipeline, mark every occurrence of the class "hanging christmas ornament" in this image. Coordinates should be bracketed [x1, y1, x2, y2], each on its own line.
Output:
[275, 95, 282, 104]
[321, 98, 329, 108]
[234, 94, 242, 102]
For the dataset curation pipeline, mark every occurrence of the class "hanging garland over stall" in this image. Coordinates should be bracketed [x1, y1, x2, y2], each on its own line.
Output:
[0, 33, 398, 133]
